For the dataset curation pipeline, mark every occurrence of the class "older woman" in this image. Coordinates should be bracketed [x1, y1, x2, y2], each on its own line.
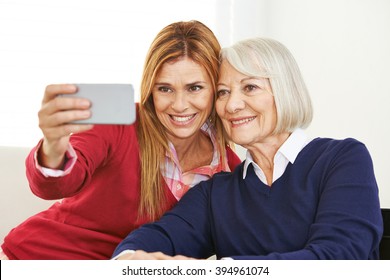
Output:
[113, 38, 383, 260]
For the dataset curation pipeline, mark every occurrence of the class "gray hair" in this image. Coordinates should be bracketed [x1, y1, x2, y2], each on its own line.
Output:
[220, 37, 313, 134]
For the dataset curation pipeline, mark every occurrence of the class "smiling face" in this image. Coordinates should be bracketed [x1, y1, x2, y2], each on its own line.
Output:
[152, 57, 214, 144]
[216, 60, 278, 149]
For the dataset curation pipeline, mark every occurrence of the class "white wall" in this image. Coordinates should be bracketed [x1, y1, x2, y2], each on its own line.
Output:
[0, 0, 388, 208]
[0, 0, 219, 147]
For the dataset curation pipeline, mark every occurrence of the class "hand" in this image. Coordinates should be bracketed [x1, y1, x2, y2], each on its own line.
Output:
[116, 250, 195, 260]
[37, 84, 93, 169]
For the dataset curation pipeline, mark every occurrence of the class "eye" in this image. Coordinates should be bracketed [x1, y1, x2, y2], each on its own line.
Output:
[158, 86, 173, 93]
[188, 85, 203, 92]
[243, 84, 258, 93]
[217, 89, 230, 98]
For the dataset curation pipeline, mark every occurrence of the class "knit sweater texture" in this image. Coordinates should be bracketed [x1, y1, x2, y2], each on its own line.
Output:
[113, 138, 383, 259]
[2, 121, 240, 259]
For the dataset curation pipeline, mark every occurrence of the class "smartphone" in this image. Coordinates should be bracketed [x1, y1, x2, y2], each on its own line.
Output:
[59, 84, 136, 125]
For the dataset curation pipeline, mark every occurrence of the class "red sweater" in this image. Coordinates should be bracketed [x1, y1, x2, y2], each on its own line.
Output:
[2, 123, 240, 259]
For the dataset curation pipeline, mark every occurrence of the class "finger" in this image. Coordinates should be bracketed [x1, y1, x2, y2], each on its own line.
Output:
[130, 250, 161, 260]
[116, 253, 136, 260]
[152, 252, 178, 260]
[172, 255, 196, 260]
[47, 95, 91, 114]
[41, 84, 91, 118]
[40, 109, 92, 128]
[39, 99, 91, 129]
[42, 84, 78, 104]
[130, 250, 176, 260]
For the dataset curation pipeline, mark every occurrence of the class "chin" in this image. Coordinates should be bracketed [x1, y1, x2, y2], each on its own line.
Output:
[171, 130, 198, 140]
[232, 136, 253, 147]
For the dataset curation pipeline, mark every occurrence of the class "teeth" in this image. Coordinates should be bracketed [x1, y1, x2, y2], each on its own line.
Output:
[232, 117, 255, 125]
[171, 114, 195, 122]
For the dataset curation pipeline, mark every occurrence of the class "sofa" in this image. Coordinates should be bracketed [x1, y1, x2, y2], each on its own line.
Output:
[0, 146, 55, 243]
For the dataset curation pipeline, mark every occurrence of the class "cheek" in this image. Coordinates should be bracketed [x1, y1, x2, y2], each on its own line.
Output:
[254, 96, 275, 115]
[195, 92, 214, 113]
[267, 100, 277, 119]
[262, 100, 278, 128]
[200, 92, 214, 111]
[215, 100, 224, 118]
[152, 94, 170, 112]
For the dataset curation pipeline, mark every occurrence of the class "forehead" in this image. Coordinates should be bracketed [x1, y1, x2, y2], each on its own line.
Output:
[157, 57, 209, 82]
[218, 60, 271, 90]
[219, 60, 249, 82]
[219, 60, 243, 75]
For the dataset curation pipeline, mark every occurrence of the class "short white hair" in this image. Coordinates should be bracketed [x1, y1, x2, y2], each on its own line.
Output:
[220, 37, 313, 134]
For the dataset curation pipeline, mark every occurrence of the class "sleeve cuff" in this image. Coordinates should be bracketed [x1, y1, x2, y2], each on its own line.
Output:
[111, 250, 136, 260]
[34, 142, 77, 178]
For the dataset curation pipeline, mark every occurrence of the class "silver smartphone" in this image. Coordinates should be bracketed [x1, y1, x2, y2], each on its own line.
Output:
[59, 84, 136, 125]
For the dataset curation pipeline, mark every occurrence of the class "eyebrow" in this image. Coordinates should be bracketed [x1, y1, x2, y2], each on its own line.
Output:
[154, 81, 207, 87]
[217, 76, 264, 87]
[240, 76, 264, 83]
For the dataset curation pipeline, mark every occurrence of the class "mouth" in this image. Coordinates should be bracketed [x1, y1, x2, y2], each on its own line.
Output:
[230, 116, 256, 126]
[169, 113, 197, 125]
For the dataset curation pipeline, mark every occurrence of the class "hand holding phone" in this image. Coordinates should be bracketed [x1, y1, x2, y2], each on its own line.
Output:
[58, 84, 136, 125]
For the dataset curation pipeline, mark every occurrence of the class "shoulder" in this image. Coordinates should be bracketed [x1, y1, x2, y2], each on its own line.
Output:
[193, 162, 245, 193]
[306, 137, 368, 154]
[85, 124, 138, 146]
[71, 123, 139, 162]
[302, 137, 373, 167]
[214, 162, 244, 181]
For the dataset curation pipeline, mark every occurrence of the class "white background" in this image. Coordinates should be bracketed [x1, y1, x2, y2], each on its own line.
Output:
[2, 260, 389, 280]
[0, 0, 389, 206]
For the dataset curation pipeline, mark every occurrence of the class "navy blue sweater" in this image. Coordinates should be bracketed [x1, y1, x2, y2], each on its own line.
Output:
[113, 138, 383, 259]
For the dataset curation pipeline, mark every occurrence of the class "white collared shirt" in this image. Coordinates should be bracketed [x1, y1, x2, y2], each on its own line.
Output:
[242, 129, 310, 185]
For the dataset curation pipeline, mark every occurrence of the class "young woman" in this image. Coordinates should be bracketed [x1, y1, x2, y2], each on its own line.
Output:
[0, 21, 240, 260]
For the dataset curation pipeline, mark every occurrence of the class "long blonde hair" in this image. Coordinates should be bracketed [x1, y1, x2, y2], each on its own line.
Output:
[137, 20, 227, 220]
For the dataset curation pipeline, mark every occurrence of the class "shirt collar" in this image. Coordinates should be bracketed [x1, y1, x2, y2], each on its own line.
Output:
[163, 121, 229, 200]
[243, 128, 309, 179]
[165, 122, 218, 167]
[278, 128, 308, 164]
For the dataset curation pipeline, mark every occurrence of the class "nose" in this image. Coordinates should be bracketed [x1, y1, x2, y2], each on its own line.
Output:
[171, 92, 188, 112]
[225, 91, 245, 114]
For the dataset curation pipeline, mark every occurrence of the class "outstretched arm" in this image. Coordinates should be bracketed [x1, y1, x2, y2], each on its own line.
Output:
[112, 183, 215, 259]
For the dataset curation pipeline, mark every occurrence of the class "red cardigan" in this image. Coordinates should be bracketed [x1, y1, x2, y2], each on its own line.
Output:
[2, 122, 240, 259]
